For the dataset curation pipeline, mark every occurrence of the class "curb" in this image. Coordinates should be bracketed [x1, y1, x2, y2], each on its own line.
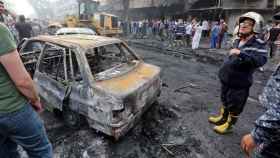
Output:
[126, 39, 227, 65]
[125, 39, 275, 73]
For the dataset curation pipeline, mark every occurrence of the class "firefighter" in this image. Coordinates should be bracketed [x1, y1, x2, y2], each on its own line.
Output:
[208, 12, 268, 134]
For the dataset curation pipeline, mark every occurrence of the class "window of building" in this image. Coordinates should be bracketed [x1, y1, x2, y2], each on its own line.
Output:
[267, 0, 274, 8]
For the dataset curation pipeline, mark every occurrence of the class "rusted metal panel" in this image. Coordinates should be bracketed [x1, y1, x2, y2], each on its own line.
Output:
[34, 73, 68, 111]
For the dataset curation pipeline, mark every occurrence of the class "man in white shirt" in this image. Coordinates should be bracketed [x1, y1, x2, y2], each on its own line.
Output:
[202, 20, 209, 37]
[185, 22, 193, 47]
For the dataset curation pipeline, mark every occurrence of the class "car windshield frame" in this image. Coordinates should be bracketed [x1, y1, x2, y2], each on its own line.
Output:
[83, 42, 140, 81]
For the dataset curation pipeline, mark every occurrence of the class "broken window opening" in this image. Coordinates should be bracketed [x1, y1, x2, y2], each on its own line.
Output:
[20, 41, 45, 77]
[85, 43, 137, 77]
[21, 41, 44, 54]
[38, 44, 67, 83]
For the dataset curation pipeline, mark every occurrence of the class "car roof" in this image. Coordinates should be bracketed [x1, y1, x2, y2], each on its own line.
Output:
[58, 27, 92, 31]
[31, 35, 122, 49]
[56, 27, 96, 35]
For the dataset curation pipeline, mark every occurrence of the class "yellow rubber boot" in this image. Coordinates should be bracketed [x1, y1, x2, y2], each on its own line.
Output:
[214, 114, 238, 134]
[208, 106, 228, 125]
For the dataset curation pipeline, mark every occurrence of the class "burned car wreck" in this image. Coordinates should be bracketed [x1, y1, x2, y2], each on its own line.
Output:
[19, 35, 161, 139]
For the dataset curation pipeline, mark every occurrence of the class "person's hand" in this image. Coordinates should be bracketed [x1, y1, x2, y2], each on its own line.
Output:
[230, 48, 241, 55]
[241, 134, 257, 157]
[31, 99, 43, 113]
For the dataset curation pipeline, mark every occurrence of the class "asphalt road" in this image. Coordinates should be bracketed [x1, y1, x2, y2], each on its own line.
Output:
[38, 45, 272, 158]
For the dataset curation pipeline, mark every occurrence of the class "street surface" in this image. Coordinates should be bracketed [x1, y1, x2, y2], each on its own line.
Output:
[39, 44, 271, 158]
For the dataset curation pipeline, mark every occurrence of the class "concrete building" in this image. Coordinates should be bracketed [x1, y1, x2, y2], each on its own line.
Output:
[101, 0, 280, 32]
[100, 0, 192, 19]
[189, 0, 279, 32]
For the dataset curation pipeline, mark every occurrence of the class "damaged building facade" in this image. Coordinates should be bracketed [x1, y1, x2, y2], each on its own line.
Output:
[99, 0, 194, 19]
[189, 0, 280, 33]
[100, 0, 280, 33]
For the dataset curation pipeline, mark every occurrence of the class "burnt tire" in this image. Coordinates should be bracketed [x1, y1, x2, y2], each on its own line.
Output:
[62, 106, 84, 129]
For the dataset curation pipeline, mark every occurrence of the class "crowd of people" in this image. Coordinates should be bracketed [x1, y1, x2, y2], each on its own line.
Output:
[120, 18, 229, 50]
[0, 0, 280, 157]
[0, 2, 45, 44]
[121, 16, 280, 57]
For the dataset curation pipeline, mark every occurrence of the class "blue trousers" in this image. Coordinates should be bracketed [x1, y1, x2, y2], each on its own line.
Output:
[0, 103, 53, 158]
[211, 35, 218, 48]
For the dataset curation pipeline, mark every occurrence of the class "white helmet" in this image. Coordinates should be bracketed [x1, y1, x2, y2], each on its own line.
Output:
[238, 12, 264, 34]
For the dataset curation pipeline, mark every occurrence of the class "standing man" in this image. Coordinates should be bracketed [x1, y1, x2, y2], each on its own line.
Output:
[241, 63, 280, 158]
[192, 21, 203, 50]
[175, 20, 186, 46]
[208, 12, 267, 134]
[202, 19, 209, 38]
[185, 21, 193, 47]
[15, 15, 33, 41]
[266, 12, 280, 59]
[0, 1, 15, 24]
[0, 23, 53, 157]
[217, 19, 228, 49]
[210, 21, 220, 48]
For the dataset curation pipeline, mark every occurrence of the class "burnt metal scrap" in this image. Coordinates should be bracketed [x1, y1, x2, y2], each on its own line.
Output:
[19, 34, 162, 140]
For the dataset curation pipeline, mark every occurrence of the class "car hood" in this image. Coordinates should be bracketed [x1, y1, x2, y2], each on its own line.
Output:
[94, 62, 161, 98]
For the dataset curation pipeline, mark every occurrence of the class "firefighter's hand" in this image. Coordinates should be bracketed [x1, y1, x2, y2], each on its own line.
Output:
[241, 134, 256, 157]
[230, 48, 241, 55]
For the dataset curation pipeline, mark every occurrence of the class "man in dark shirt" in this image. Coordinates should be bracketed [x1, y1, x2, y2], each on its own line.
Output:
[217, 19, 228, 49]
[208, 12, 267, 134]
[240, 11, 280, 158]
[15, 15, 33, 41]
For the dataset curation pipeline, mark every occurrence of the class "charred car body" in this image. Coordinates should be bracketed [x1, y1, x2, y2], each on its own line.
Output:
[19, 35, 161, 139]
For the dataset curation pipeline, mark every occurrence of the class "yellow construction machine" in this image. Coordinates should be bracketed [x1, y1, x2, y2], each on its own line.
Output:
[65, 0, 122, 36]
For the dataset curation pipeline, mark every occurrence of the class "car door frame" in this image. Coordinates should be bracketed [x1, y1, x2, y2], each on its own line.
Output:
[19, 39, 46, 77]
[33, 42, 69, 111]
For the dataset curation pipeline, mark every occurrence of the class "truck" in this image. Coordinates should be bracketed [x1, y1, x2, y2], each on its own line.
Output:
[65, 0, 122, 36]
